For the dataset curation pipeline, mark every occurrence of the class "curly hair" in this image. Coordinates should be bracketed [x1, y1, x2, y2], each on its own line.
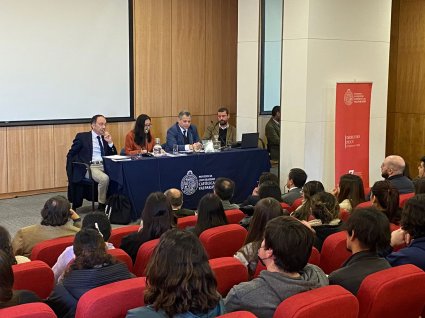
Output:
[144, 229, 221, 317]
[311, 192, 340, 224]
[0, 226, 16, 265]
[401, 194, 425, 239]
[40, 195, 71, 226]
[292, 180, 324, 221]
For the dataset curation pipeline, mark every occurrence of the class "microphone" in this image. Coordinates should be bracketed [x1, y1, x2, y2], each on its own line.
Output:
[144, 127, 149, 134]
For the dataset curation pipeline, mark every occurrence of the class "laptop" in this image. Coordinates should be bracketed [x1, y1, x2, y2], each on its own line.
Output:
[231, 132, 259, 149]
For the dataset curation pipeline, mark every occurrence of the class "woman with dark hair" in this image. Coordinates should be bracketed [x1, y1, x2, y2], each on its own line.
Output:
[234, 198, 283, 277]
[193, 193, 228, 237]
[121, 192, 173, 262]
[12, 195, 81, 257]
[125, 114, 155, 155]
[0, 226, 29, 264]
[48, 229, 133, 317]
[126, 229, 224, 317]
[291, 180, 325, 221]
[414, 177, 425, 194]
[0, 250, 40, 309]
[370, 180, 401, 225]
[258, 181, 282, 202]
[333, 174, 365, 212]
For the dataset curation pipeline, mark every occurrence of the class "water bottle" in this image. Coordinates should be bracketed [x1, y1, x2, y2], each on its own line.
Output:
[153, 138, 162, 156]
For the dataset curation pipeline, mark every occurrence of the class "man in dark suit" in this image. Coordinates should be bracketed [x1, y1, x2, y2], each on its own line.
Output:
[281, 168, 307, 205]
[67, 114, 117, 210]
[265, 105, 280, 161]
[164, 188, 195, 218]
[165, 110, 201, 152]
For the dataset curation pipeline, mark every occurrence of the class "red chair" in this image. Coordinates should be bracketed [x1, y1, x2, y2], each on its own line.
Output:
[273, 285, 359, 318]
[290, 198, 303, 212]
[209, 257, 248, 296]
[12, 260, 54, 299]
[177, 215, 198, 229]
[107, 248, 133, 272]
[356, 201, 372, 208]
[30, 236, 75, 267]
[319, 231, 351, 274]
[219, 312, 257, 317]
[75, 277, 146, 318]
[399, 192, 414, 207]
[133, 239, 160, 277]
[109, 225, 140, 248]
[280, 202, 291, 211]
[338, 208, 350, 222]
[0, 303, 57, 318]
[357, 264, 425, 318]
[225, 209, 245, 224]
[200, 224, 247, 259]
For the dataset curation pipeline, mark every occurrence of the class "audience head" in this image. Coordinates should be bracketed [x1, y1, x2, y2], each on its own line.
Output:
[82, 212, 112, 242]
[0, 226, 16, 266]
[145, 229, 220, 317]
[195, 193, 228, 236]
[345, 207, 390, 253]
[0, 250, 14, 303]
[133, 114, 152, 146]
[381, 155, 405, 179]
[291, 181, 325, 221]
[40, 195, 72, 226]
[178, 110, 192, 130]
[164, 188, 183, 209]
[418, 156, 425, 178]
[261, 216, 314, 273]
[286, 168, 307, 189]
[370, 180, 400, 224]
[311, 192, 340, 224]
[401, 194, 425, 239]
[217, 107, 230, 126]
[337, 174, 365, 208]
[271, 105, 281, 120]
[90, 114, 107, 136]
[258, 181, 282, 201]
[141, 192, 174, 238]
[414, 178, 425, 194]
[258, 172, 279, 186]
[214, 177, 235, 201]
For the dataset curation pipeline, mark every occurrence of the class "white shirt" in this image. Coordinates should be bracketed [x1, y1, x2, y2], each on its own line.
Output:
[91, 130, 104, 162]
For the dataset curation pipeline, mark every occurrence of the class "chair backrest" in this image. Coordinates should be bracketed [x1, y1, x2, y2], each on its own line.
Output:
[12, 260, 54, 299]
[273, 285, 359, 318]
[107, 248, 133, 272]
[200, 224, 247, 259]
[133, 239, 160, 277]
[30, 236, 75, 267]
[109, 225, 140, 248]
[355, 201, 372, 208]
[399, 192, 414, 207]
[209, 257, 248, 296]
[218, 311, 257, 317]
[225, 209, 245, 224]
[291, 198, 303, 212]
[319, 231, 351, 274]
[0, 303, 57, 318]
[357, 264, 425, 318]
[338, 208, 351, 222]
[280, 202, 291, 211]
[75, 277, 146, 318]
[177, 215, 198, 229]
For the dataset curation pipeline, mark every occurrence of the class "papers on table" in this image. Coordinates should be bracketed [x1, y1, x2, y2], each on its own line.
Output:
[103, 155, 132, 162]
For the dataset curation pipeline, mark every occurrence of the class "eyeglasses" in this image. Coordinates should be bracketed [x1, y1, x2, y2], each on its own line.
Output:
[144, 124, 152, 127]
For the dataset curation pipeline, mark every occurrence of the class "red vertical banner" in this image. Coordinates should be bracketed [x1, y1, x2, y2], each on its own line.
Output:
[335, 82, 372, 187]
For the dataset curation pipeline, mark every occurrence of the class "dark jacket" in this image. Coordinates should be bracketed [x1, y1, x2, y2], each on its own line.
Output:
[387, 174, 414, 195]
[313, 222, 343, 252]
[165, 123, 200, 152]
[386, 237, 425, 271]
[0, 290, 40, 309]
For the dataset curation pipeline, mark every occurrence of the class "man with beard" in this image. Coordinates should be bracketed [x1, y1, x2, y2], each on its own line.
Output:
[203, 107, 236, 147]
[380, 155, 414, 194]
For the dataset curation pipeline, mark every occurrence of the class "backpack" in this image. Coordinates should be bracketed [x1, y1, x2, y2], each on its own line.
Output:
[105, 194, 132, 225]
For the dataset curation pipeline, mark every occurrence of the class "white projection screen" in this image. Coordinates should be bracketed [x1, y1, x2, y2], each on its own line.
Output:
[0, 0, 133, 126]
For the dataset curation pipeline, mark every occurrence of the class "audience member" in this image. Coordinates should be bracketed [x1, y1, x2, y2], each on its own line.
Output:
[214, 177, 239, 210]
[66, 114, 117, 210]
[125, 114, 155, 155]
[242, 172, 279, 207]
[370, 180, 400, 225]
[258, 181, 282, 202]
[334, 174, 365, 212]
[234, 198, 283, 277]
[291, 180, 325, 221]
[0, 250, 40, 309]
[281, 168, 307, 205]
[193, 193, 228, 237]
[52, 212, 114, 284]
[12, 195, 81, 258]
[417, 155, 425, 178]
[414, 177, 425, 194]
[0, 226, 29, 264]
[225, 216, 328, 318]
[165, 110, 201, 152]
[164, 188, 195, 218]
[380, 155, 414, 194]
[265, 105, 280, 161]
[329, 208, 391, 294]
[203, 107, 236, 147]
[120, 192, 173, 263]
[47, 229, 133, 317]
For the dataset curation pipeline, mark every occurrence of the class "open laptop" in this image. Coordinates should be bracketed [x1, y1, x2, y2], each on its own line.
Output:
[232, 132, 259, 149]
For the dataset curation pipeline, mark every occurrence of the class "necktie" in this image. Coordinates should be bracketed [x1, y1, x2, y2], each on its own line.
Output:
[183, 130, 189, 144]
[97, 136, 105, 157]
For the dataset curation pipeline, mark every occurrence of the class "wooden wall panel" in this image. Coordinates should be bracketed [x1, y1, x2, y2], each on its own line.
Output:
[171, 0, 206, 116]
[150, 116, 175, 144]
[0, 128, 7, 194]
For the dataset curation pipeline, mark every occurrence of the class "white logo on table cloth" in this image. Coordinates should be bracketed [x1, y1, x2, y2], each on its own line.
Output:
[181, 171, 199, 195]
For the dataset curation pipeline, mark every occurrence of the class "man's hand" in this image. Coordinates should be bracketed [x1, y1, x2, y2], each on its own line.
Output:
[390, 228, 409, 247]
[104, 131, 113, 144]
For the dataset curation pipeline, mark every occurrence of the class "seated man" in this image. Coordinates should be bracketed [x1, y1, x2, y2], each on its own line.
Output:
[380, 155, 414, 194]
[164, 188, 195, 218]
[329, 207, 391, 294]
[241, 172, 279, 207]
[214, 177, 239, 210]
[203, 107, 236, 147]
[224, 216, 328, 318]
[165, 110, 201, 152]
[265, 105, 280, 161]
[66, 114, 117, 210]
[282, 168, 307, 205]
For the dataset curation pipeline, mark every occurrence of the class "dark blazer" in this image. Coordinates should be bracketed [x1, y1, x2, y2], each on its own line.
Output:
[281, 188, 302, 206]
[165, 123, 200, 152]
[386, 236, 425, 271]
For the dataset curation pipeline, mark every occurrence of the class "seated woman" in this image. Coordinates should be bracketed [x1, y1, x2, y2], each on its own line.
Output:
[0, 250, 40, 309]
[47, 228, 133, 317]
[120, 192, 173, 263]
[125, 114, 155, 155]
[234, 198, 283, 277]
[291, 180, 325, 221]
[192, 193, 228, 237]
[12, 195, 81, 257]
[333, 174, 365, 212]
[0, 226, 29, 264]
[370, 180, 401, 225]
[126, 229, 225, 318]
[309, 192, 342, 251]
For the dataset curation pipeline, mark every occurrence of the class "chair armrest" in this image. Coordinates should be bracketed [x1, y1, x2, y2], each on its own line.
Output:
[72, 162, 93, 180]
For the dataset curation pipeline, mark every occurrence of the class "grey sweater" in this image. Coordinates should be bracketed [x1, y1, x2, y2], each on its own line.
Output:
[224, 264, 328, 318]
